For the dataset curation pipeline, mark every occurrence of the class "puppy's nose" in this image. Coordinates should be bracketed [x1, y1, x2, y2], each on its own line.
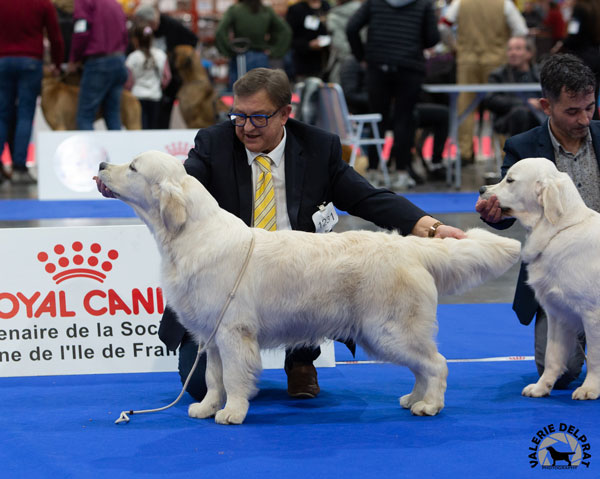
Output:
[479, 186, 487, 194]
[99, 162, 108, 171]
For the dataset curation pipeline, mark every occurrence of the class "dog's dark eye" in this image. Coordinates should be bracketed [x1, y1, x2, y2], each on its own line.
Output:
[506, 178, 514, 183]
[129, 164, 137, 172]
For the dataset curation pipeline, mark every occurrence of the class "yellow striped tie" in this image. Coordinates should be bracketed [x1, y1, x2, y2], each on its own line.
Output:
[253, 155, 277, 231]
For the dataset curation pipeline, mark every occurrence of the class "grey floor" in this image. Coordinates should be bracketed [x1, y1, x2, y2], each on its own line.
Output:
[0, 154, 526, 307]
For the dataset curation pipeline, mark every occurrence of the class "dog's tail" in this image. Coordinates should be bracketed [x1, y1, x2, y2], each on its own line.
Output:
[420, 227, 521, 296]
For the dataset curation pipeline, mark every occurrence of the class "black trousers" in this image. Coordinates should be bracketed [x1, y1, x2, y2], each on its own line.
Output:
[367, 65, 424, 171]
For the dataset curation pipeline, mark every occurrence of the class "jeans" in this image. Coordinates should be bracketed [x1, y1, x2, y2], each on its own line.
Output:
[228, 51, 270, 90]
[76, 55, 128, 130]
[0, 57, 43, 170]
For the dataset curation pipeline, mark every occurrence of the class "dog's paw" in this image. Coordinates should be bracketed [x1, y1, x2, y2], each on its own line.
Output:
[215, 407, 247, 425]
[409, 400, 443, 416]
[399, 393, 418, 409]
[188, 401, 219, 419]
[522, 383, 551, 398]
[572, 386, 600, 400]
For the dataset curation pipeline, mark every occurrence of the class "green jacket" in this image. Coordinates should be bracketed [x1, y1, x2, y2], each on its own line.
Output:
[215, 3, 291, 59]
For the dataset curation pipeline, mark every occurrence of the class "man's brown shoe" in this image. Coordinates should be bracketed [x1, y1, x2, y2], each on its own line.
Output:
[285, 362, 320, 398]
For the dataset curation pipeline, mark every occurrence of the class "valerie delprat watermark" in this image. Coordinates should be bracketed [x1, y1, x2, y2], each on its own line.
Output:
[529, 423, 591, 469]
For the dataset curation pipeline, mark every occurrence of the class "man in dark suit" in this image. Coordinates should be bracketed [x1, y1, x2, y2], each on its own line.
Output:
[98, 68, 466, 401]
[476, 53, 600, 388]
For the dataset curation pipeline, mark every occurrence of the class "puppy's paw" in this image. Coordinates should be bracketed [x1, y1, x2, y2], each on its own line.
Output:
[188, 401, 219, 419]
[522, 383, 551, 398]
[215, 407, 247, 425]
[409, 400, 443, 416]
[399, 393, 418, 409]
[572, 386, 600, 400]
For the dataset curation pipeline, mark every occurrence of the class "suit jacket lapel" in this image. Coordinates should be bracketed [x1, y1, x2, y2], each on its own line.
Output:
[538, 120, 556, 163]
[284, 125, 305, 230]
[233, 139, 253, 226]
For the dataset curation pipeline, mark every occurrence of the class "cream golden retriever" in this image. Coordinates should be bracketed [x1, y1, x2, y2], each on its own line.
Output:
[479, 157, 600, 401]
[98, 150, 520, 424]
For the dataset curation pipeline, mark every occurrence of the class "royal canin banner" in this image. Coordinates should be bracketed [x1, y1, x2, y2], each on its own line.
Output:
[0, 226, 334, 377]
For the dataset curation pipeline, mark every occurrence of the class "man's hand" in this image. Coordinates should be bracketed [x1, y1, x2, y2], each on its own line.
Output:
[435, 224, 467, 239]
[93, 176, 116, 198]
[412, 215, 467, 239]
[475, 195, 503, 223]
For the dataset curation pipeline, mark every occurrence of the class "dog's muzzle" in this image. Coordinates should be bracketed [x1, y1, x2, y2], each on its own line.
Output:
[99, 162, 109, 172]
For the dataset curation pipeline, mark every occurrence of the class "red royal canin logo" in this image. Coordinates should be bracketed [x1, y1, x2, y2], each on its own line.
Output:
[37, 241, 119, 284]
[165, 141, 192, 161]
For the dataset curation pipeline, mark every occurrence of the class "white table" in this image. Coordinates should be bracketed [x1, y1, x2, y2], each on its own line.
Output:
[422, 83, 542, 189]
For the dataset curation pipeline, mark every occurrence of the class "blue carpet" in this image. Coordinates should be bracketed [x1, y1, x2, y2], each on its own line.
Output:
[0, 192, 479, 221]
[1, 303, 597, 478]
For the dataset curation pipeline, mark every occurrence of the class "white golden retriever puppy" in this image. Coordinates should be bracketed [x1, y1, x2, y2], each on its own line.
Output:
[98, 151, 520, 424]
[479, 157, 600, 401]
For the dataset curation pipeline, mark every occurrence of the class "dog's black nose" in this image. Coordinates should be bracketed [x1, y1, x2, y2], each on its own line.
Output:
[99, 162, 108, 171]
[478, 186, 487, 194]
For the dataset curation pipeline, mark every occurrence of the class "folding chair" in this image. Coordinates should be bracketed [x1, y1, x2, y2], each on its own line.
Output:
[315, 82, 390, 187]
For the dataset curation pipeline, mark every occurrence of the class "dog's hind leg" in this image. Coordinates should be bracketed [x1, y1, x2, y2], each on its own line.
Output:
[400, 351, 448, 416]
[188, 346, 226, 419]
[214, 324, 262, 425]
[573, 311, 600, 400]
[523, 315, 574, 398]
[361, 307, 448, 416]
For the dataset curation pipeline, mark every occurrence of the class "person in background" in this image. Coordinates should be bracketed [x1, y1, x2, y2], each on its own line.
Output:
[325, 0, 362, 85]
[126, 25, 172, 129]
[441, 0, 528, 164]
[555, 0, 600, 119]
[476, 53, 599, 389]
[215, 0, 291, 89]
[133, 4, 199, 129]
[543, 1, 567, 47]
[0, 0, 64, 184]
[485, 36, 543, 139]
[97, 67, 467, 402]
[347, 0, 441, 190]
[285, 0, 331, 81]
[68, 0, 128, 130]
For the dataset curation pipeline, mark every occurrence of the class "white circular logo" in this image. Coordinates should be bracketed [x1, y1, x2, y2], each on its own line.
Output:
[53, 135, 109, 192]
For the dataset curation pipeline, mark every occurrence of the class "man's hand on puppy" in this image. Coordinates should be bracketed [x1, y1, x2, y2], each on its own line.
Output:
[93, 176, 116, 198]
[475, 195, 503, 223]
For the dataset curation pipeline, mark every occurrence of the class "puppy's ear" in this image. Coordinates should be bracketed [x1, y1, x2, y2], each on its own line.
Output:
[158, 180, 187, 234]
[538, 177, 566, 225]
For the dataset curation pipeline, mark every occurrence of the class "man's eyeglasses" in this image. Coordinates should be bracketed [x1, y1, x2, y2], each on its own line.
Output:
[229, 108, 280, 128]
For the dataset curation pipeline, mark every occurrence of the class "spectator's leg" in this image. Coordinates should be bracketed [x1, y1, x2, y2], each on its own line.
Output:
[102, 57, 127, 131]
[13, 58, 42, 171]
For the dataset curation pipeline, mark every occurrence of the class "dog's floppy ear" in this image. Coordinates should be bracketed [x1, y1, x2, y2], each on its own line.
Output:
[537, 176, 566, 225]
[158, 179, 187, 234]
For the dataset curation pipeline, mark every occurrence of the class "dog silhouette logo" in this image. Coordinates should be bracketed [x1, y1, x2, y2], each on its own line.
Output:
[529, 423, 592, 469]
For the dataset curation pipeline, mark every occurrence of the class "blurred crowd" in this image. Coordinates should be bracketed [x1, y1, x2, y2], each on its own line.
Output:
[1, 0, 599, 187]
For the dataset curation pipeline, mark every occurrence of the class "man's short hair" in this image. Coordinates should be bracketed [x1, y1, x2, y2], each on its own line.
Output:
[540, 53, 596, 101]
[233, 68, 292, 109]
[134, 4, 159, 24]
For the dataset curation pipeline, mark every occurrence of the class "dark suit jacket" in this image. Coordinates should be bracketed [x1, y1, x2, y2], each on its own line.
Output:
[159, 118, 428, 350]
[489, 119, 600, 325]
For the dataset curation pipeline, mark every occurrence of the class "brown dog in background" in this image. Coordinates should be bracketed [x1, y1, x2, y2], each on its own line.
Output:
[40, 73, 142, 130]
[172, 45, 227, 129]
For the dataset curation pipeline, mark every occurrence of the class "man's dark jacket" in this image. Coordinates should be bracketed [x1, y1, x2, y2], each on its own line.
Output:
[159, 118, 428, 350]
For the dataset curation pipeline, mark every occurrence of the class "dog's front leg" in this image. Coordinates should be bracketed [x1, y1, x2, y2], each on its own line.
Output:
[523, 316, 573, 397]
[573, 312, 599, 400]
[214, 326, 262, 425]
[188, 346, 225, 419]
